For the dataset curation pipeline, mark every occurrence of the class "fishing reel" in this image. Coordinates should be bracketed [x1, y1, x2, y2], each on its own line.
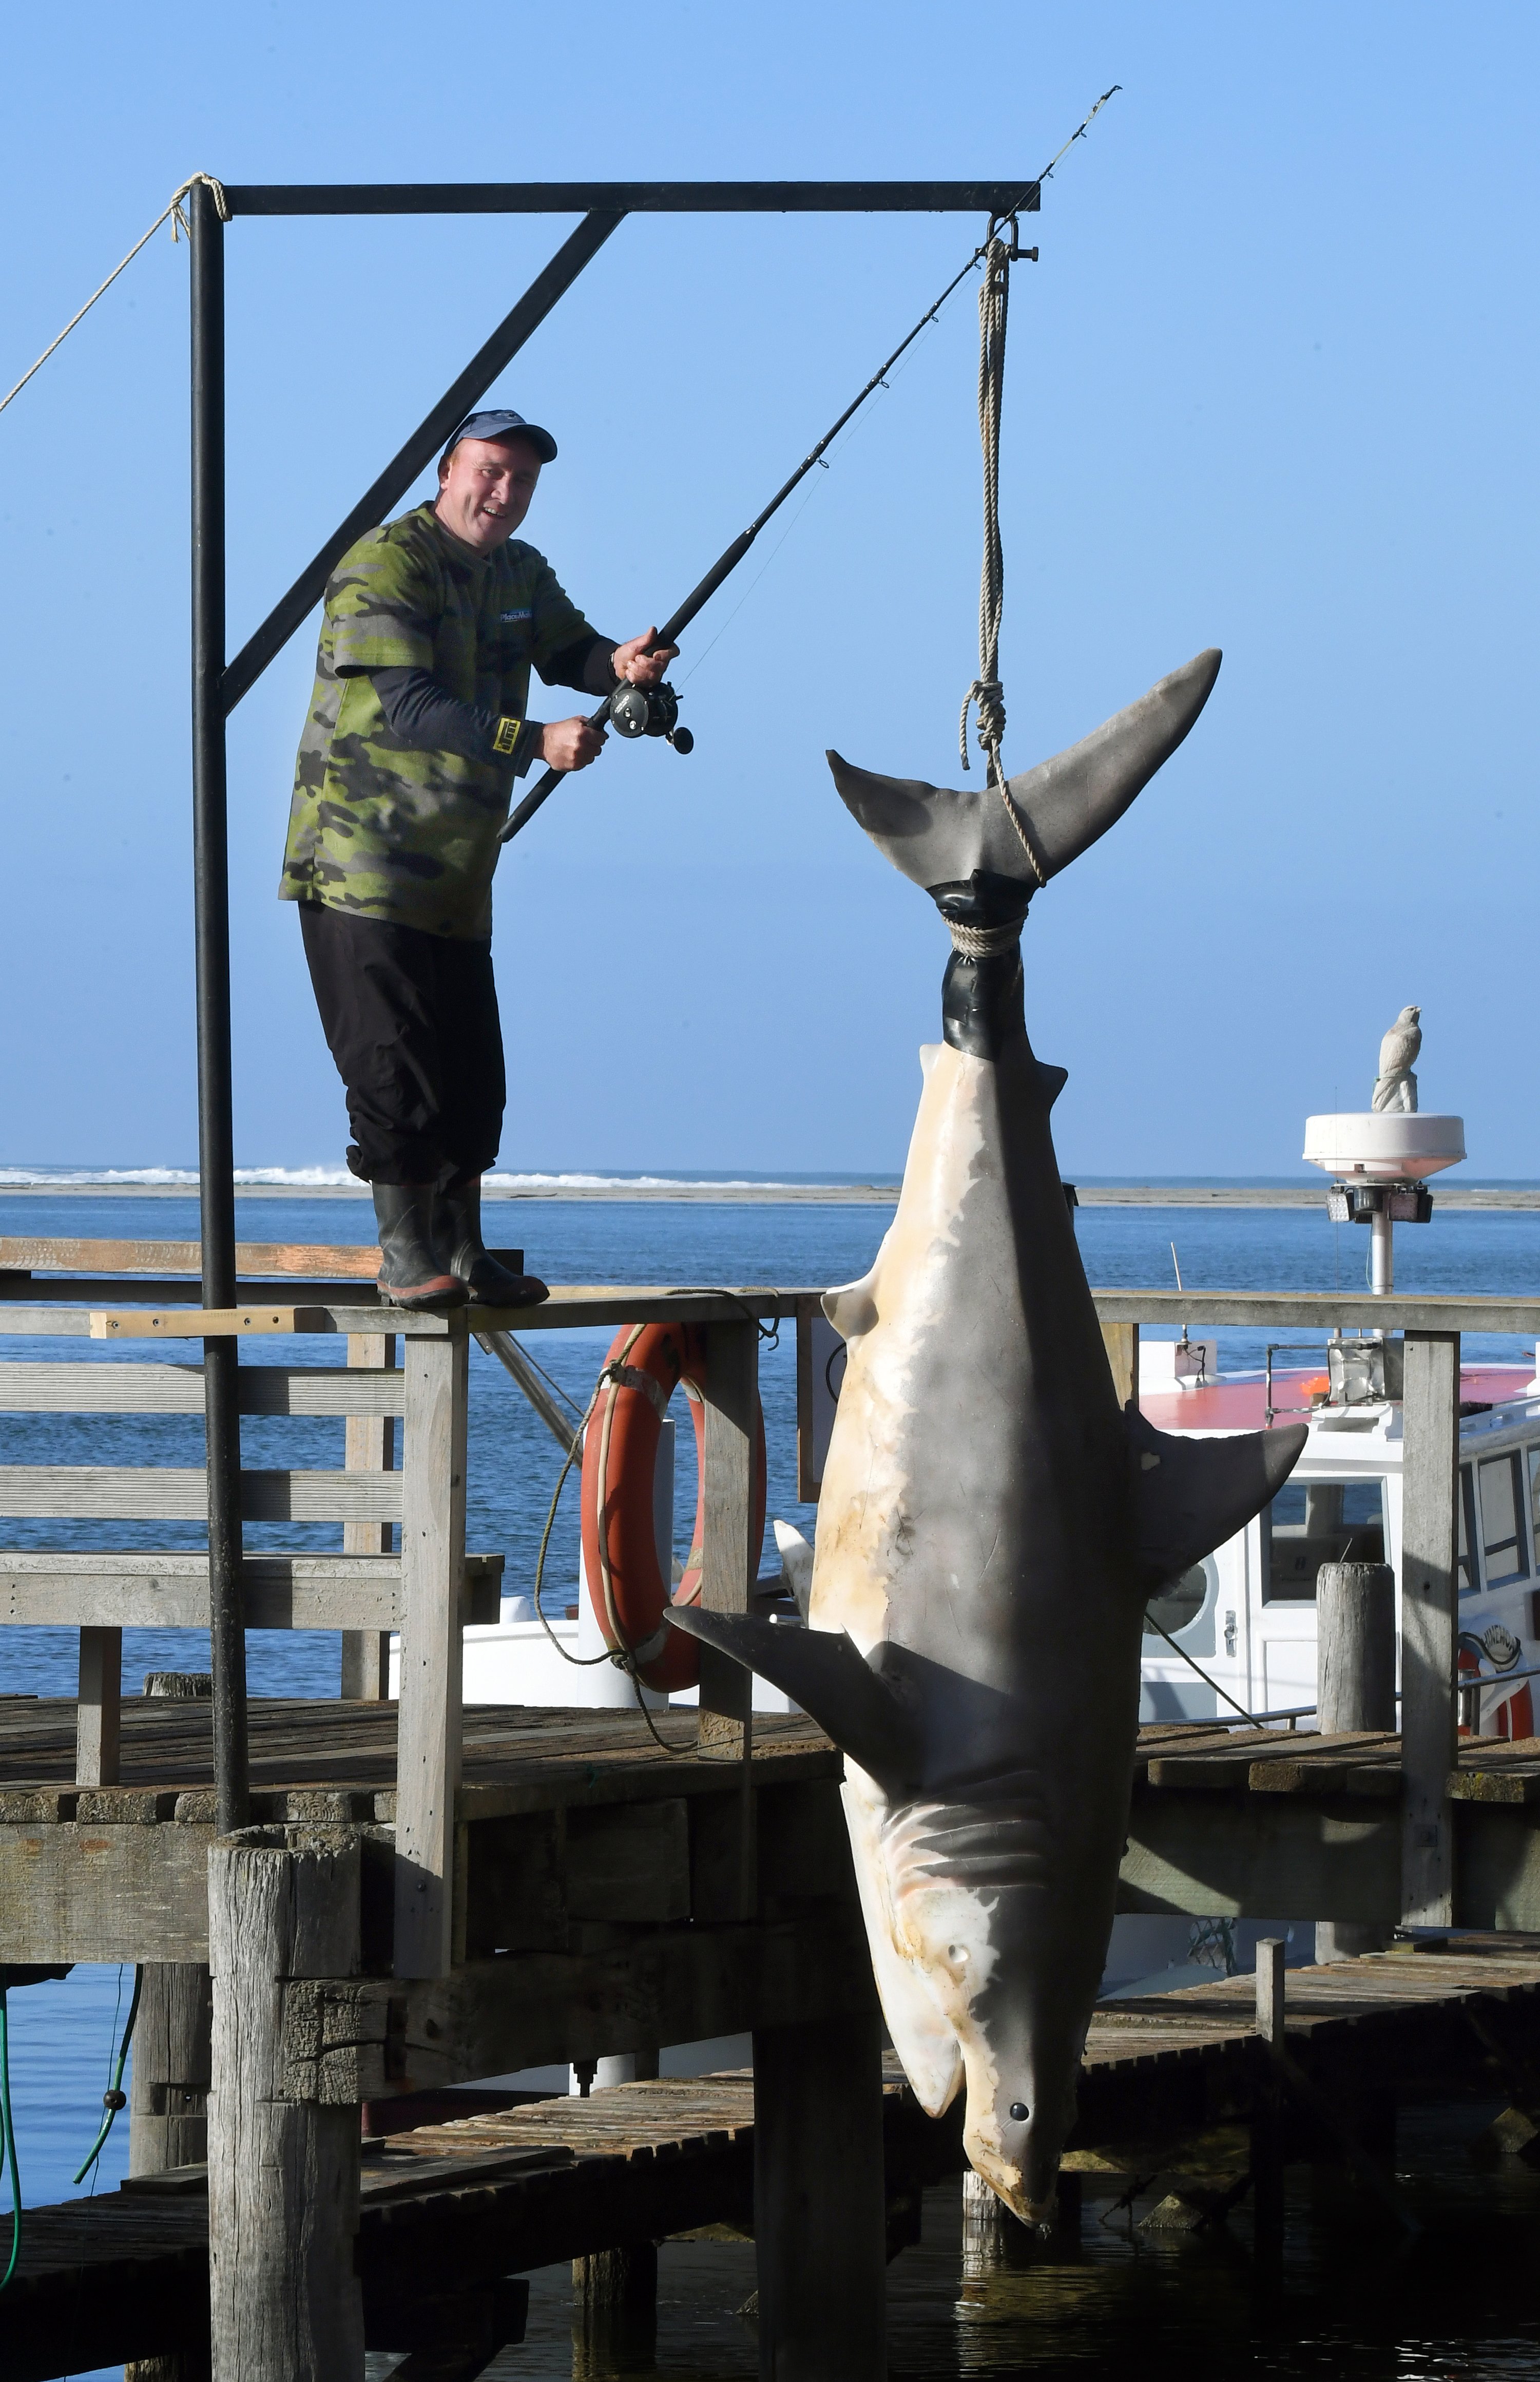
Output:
[609, 678, 694, 754]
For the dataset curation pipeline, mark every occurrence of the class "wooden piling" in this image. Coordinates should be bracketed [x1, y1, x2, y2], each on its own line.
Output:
[1316, 1560, 1396, 1960]
[1400, 1331, 1460, 1926]
[207, 1828, 365, 2381]
[1252, 1936, 1286, 2254]
[752, 2014, 887, 2381]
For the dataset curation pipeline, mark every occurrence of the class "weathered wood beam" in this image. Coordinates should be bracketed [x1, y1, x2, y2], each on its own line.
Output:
[0, 1465, 401, 1522]
[0, 1552, 500, 1631]
[386, 1911, 877, 2090]
[0, 1362, 405, 1416]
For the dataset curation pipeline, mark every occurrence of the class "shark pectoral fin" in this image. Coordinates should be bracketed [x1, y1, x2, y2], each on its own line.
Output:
[1127, 1406, 1308, 1584]
[822, 1276, 875, 1339]
[664, 1611, 920, 1792]
[772, 1519, 815, 1619]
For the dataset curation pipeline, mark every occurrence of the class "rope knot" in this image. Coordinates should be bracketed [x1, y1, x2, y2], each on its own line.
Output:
[958, 677, 1006, 771]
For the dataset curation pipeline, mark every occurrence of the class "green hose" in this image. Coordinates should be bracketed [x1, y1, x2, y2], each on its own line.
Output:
[73, 1965, 142, 2187]
[0, 1987, 19, 2293]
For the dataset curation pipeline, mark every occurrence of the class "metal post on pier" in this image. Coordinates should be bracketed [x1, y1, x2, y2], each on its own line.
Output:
[189, 178, 248, 1835]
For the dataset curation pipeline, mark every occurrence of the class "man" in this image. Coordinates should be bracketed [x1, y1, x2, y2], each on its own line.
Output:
[280, 408, 676, 1311]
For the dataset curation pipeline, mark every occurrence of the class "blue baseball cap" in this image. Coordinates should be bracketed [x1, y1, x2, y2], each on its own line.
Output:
[440, 408, 557, 466]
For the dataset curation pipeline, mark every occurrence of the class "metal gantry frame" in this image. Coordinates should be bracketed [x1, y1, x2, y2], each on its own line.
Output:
[185, 175, 1042, 1828]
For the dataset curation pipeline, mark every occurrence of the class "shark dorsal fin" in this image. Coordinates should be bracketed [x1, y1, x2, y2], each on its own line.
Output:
[665, 1610, 920, 1793]
[1127, 1406, 1307, 1587]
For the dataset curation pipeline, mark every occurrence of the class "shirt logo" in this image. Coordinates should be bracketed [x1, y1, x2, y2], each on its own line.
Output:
[499, 608, 531, 624]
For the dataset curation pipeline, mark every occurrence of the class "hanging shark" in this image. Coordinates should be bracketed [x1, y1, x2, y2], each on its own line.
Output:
[668, 649, 1305, 2221]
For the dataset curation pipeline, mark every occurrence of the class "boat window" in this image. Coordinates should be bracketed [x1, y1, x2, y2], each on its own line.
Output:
[1478, 1452, 1528, 1589]
[1144, 1558, 1217, 1653]
[1262, 1475, 1387, 1602]
[1458, 1464, 1475, 1594]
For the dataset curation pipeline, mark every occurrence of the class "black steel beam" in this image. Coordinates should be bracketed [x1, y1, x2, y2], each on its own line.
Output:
[222, 210, 624, 713]
[189, 179, 248, 1834]
[220, 179, 1040, 218]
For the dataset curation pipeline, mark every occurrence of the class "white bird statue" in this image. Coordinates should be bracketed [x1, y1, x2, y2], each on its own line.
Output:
[1372, 1004, 1421, 1113]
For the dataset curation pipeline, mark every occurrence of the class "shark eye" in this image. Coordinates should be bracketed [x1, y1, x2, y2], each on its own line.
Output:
[1009, 2101, 1029, 2122]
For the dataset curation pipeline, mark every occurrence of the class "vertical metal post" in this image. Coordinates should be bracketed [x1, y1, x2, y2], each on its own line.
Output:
[190, 178, 247, 1834]
[1400, 1330, 1460, 1925]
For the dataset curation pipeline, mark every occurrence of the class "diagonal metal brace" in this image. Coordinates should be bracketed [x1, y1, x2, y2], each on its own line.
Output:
[221, 209, 625, 713]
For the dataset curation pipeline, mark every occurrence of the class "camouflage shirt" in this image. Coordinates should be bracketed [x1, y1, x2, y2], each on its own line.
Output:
[280, 503, 595, 938]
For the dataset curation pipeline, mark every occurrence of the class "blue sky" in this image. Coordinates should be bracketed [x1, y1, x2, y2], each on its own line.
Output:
[1, 2, 1534, 1177]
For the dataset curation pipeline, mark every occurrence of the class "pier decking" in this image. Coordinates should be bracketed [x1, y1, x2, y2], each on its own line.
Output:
[6, 1938, 1540, 2379]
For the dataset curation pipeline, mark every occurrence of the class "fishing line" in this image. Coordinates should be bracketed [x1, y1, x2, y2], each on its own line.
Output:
[73, 1964, 142, 2186]
[501, 84, 1124, 845]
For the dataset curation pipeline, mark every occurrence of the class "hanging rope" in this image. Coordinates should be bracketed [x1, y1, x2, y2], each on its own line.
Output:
[0, 174, 229, 421]
[959, 224, 1012, 786]
[956, 224, 1050, 893]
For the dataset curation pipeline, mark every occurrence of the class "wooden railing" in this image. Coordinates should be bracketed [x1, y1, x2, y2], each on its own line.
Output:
[0, 1241, 816, 1976]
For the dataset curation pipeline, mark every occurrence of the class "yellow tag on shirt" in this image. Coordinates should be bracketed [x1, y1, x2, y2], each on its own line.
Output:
[492, 716, 522, 756]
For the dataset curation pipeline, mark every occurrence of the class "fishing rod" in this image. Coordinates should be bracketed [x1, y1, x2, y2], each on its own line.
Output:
[497, 87, 1121, 847]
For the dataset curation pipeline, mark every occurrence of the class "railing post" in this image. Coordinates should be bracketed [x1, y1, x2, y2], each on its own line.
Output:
[340, 1332, 396, 1700]
[393, 1325, 468, 1977]
[698, 1316, 757, 1916]
[76, 1624, 122, 1786]
[1101, 1320, 1139, 1410]
[1400, 1330, 1460, 1927]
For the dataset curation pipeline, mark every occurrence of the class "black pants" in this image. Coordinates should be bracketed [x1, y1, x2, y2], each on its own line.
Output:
[300, 901, 505, 1187]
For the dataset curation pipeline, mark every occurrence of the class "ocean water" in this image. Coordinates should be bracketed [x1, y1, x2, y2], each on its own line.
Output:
[3, 1191, 1539, 2379]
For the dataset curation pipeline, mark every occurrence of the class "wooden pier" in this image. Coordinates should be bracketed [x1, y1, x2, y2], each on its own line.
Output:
[5, 1936, 1540, 2378]
[0, 1244, 1537, 2376]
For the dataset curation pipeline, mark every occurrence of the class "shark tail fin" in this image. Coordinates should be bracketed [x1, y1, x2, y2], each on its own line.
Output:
[665, 1610, 919, 1793]
[1127, 1406, 1307, 1587]
[825, 649, 1221, 906]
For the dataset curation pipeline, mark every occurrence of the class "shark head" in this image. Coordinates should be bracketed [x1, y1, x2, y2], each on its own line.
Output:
[880, 1782, 1106, 2224]
[826, 649, 1222, 1058]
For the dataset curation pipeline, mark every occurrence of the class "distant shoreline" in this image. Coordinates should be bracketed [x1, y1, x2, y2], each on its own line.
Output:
[0, 1179, 1537, 1210]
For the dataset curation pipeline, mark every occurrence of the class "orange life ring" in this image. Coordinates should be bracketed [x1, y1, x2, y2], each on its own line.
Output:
[580, 1321, 767, 1694]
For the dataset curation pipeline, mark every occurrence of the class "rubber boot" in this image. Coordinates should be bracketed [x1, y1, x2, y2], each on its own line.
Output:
[372, 1183, 468, 1312]
[437, 1179, 549, 1308]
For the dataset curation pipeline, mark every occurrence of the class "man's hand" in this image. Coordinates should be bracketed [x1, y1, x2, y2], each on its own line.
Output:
[612, 627, 680, 688]
[538, 716, 607, 772]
